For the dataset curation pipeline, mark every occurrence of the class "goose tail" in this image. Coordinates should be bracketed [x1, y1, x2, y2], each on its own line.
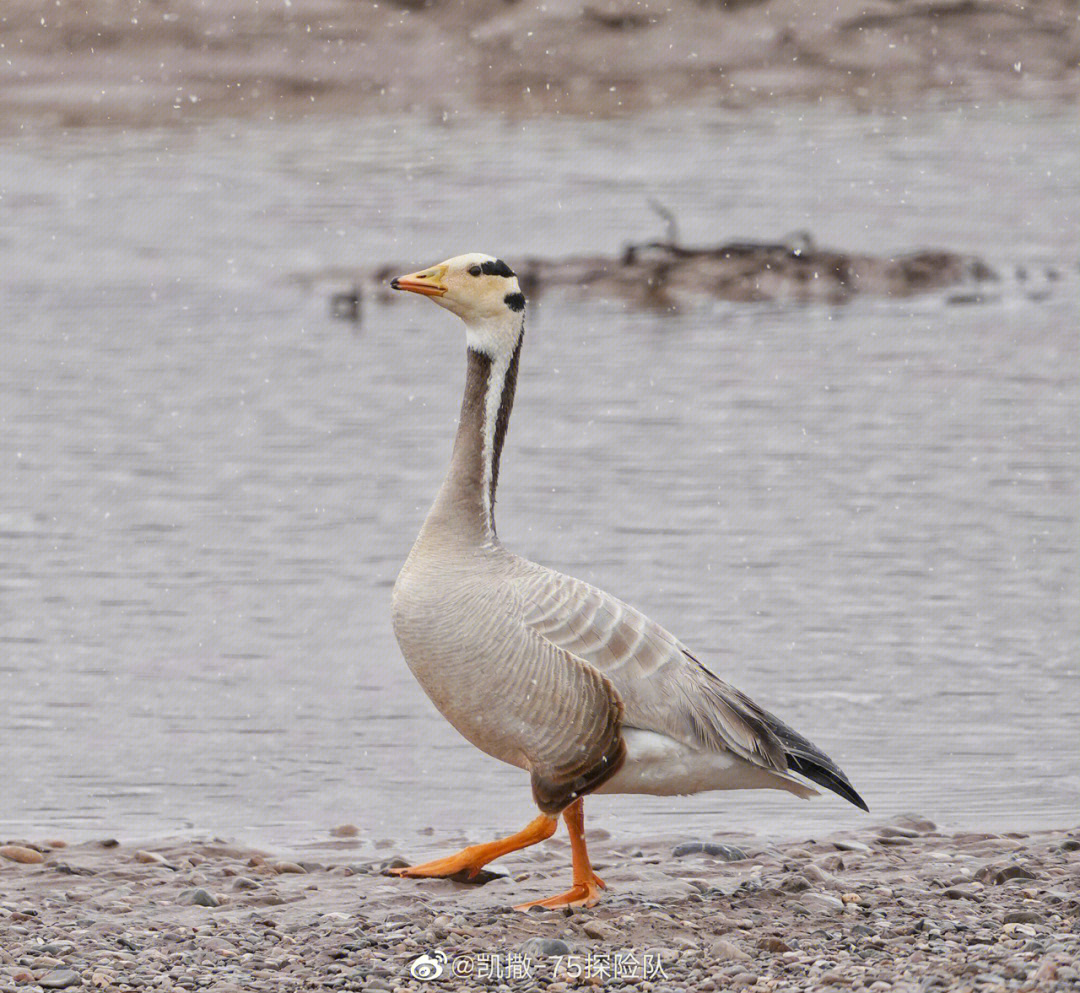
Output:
[760, 708, 869, 811]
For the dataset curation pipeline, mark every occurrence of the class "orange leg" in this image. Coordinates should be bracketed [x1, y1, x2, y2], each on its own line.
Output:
[515, 798, 606, 910]
[386, 813, 557, 882]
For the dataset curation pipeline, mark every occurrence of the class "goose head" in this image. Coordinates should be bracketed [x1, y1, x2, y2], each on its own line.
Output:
[391, 253, 525, 358]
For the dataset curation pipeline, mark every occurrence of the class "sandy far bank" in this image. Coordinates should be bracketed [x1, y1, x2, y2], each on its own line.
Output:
[1, 0, 1077, 133]
[1, 821, 1078, 990]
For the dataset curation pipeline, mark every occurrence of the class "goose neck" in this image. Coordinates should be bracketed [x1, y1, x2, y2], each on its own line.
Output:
[427, 323, 523, 545]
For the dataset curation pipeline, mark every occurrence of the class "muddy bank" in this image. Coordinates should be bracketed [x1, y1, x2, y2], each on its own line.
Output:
[1, 0, 1077, 132]
[2, 822, 1078, 990]
[514, 237, 1002, 307]
[304, 233, 1010, 314]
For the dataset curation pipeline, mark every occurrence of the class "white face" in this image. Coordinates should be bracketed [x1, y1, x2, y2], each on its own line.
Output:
[391, 253, 525, 358]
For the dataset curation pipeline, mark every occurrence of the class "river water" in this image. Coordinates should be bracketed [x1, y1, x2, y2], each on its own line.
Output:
[1, 104, 1076, 854]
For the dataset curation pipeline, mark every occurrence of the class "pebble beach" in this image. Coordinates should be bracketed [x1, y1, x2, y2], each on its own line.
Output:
[2, 820, 1078, 991]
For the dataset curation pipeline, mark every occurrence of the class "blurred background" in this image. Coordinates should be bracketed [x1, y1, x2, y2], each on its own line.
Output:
[1, 0, 1077, 854]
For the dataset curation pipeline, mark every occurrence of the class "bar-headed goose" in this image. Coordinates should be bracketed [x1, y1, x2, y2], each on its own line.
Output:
[387, 253, 866, 909]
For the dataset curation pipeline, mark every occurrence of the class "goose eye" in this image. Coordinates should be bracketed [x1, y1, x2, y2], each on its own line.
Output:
[468, 265, 482, 277]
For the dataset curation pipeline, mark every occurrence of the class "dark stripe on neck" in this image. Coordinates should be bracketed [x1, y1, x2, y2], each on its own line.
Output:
[488, 327, 523, 532]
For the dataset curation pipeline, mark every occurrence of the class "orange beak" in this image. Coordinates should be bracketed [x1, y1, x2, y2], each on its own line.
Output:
[390, 265, 448, 297]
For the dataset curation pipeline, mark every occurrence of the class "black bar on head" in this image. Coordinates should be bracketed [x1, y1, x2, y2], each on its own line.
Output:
[481, 259, 515, 278]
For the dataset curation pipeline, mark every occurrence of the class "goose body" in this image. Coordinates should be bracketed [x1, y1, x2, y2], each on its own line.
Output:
[388, 253, 865, 908]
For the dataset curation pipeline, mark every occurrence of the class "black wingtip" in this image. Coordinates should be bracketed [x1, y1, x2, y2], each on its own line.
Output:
[787, 754, 869, 811]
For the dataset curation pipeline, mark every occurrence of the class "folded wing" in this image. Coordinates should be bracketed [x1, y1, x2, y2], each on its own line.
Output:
[510, 565, 867, 810]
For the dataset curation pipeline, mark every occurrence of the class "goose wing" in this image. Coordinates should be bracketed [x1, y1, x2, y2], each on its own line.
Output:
[510, 565, 867, 809]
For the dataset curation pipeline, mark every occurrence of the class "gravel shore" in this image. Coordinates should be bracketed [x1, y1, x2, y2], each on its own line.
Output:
[2, 0, 1077, 131]
[2, 821, 1077, 991]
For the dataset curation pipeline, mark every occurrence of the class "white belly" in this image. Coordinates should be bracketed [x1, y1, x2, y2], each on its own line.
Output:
[594, 728, 818, 799]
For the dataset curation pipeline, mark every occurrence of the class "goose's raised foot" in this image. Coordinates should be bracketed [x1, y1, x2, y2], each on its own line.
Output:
[384, 813, 558, 887]
[384, 860, 503, 885]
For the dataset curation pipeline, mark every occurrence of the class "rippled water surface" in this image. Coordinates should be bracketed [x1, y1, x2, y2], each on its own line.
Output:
[1, 105, 1077, 852]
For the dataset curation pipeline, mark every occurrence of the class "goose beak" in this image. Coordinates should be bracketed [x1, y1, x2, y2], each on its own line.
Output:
[391, 265, 448, 297]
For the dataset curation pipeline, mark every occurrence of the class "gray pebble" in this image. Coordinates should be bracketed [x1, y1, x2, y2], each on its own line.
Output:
[38, 971, 81, 989]
[877, 826, 919, 839]
[34, 943, 76, 956]
[832, 840, 871, 853]
[802, 892, 844, 914]
[179, 888, 219, 907]
[1002, 910, 1044, 925]
[672, 841, 747, 860]
[519, 937, 571, 957]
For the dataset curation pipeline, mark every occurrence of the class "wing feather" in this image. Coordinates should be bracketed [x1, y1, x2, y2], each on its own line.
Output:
[512, 567, 788, 772]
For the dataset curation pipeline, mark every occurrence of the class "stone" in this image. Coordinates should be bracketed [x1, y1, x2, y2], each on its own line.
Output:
[38, 971, 81, 989]
[672, 841, 747, 860]
[330, 824, 359, 837]
[1033, 960, 1058, 983]
[890, 815, 937, 833]
[802, 863, 837, 887]
[757, 937, 792, 953]
[52, 863, 95, 877]
[0, 846, 44, 864]
[673, 842, 705, 857]
[975, 863, 1037, 885]
[703, 843, 748, 861]
[582, 920, 618, 940]
[272, 861, 307, 874]
[37, 944, 75, 956]
[199, 936, 238, 957]
[710, 938, 751, 962]
[802, 892, 845, 914]
[832, 840, 871, 853]
[876, 826, 919, 839]
[1002, 910, 1044, 925]
[520, 937, 571, 957]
